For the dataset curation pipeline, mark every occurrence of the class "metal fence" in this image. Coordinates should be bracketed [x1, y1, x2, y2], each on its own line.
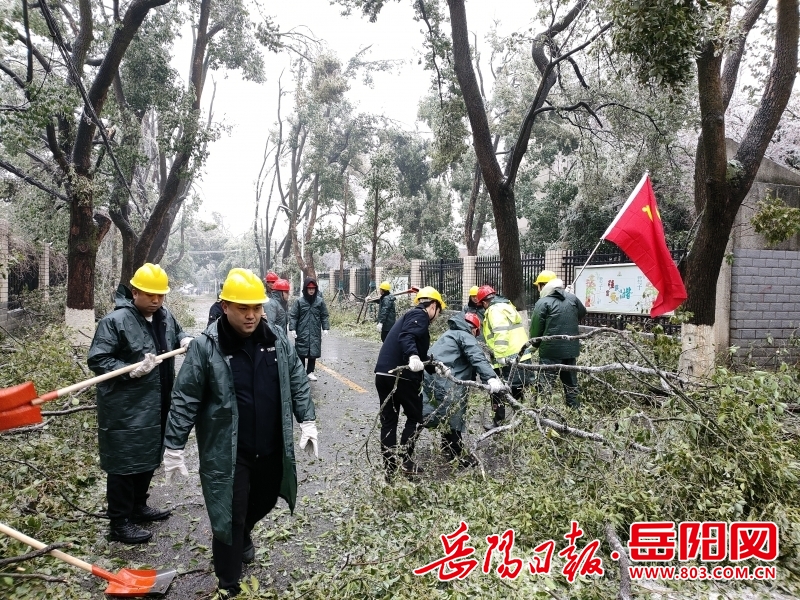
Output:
[475, 254, 545, 312]
[333, 269, 350, 297]
[562, 243, 686, 334]
[8, 256, 39, 310]
[354, 267, 372, 297]
[420, 259, 463, 310]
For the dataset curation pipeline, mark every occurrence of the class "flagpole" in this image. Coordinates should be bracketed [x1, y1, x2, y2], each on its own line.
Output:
[572, 238, 604, 287]
[571, 171, 650, 288]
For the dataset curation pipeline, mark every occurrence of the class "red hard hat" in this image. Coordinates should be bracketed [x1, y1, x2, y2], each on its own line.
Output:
[475, 285, 496, 303]
[464, 312, 481, 330]
[265, 271, 279, 283]
[273, 279, 290, 291]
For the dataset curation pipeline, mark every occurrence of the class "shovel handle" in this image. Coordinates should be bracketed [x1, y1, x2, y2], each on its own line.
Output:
[0, 522, 94, 574]
[31, 346, 187, 406]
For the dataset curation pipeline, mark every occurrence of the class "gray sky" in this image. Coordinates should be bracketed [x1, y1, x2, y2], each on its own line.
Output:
[180, 0, 537, 235]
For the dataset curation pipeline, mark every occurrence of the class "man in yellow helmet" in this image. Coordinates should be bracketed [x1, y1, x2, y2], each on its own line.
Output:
[164, 268, 317, 596]
[476, 284, 533, 428]
[374, 286, 445, 478]
[530, 270, 586, 409]
[88, 263, 192, 545]
[374, 281, 396, 342]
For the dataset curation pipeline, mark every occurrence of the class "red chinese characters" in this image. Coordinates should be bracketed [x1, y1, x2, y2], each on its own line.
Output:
[558, 521, 605, 582]
[413, 521, 478, 581]
[629, 522, 676, 561]
[730, 522, 779, 561]
[482, 529, 524, 579]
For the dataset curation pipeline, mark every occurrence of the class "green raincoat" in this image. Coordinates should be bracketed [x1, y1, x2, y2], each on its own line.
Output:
[422, 314, 497, 432]
[87, 285, 188, 475]
[164, 319, 315, 545]
[289, 278, 330, 358]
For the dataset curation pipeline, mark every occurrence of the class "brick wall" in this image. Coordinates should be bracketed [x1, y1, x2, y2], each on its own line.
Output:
[730, 249, 800, 362]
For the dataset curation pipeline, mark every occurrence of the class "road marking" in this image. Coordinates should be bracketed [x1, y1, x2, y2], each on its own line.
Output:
[315, 361, 368, 393]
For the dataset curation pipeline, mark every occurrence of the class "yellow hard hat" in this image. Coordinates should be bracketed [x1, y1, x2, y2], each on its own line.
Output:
[379, 281, 391, 291]
[415, 286, 447, 310]
[534, 270, 557, 285]
[468, 285, 479, 297]
[130, 263, 170, 294]
[219, 268, 268, 304]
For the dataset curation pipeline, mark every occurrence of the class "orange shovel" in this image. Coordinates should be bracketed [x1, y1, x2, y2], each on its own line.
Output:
[0, 347, 186, 431]
[0, 522, 176, 596]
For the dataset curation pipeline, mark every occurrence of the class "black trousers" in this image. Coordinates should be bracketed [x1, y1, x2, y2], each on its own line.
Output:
[538, 357, 580, 407]
[376, 375, 424, 470]
[300, 357, 317, 373]
[380, 330, 388, 342]
[107, 470, 155, 520]
[213, 450, 283, 592]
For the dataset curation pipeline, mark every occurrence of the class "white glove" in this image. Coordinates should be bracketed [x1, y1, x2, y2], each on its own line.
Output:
[496, 356, 507, 366]
[376, 323, 383, 332]
[435, 363, 452, 378]
[408, 355, 424, 372]
[565, 284, 574, 294]
[299, 421, 319, 458]
[130, 353, 162, 378]
[163, 448, 188, 484]
[487, 378, 506, 394]
[323, 330, 329, 336]
[289, 330, 297, 339]
[180, 336, 193, 348]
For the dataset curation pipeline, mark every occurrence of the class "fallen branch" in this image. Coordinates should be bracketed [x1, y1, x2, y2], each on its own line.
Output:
[0, 542, 70, 566]
[427, 359, 655, 454]
[41, 404, 97, 416]
[0, 572, 68, 583]
[604, 522, 632, 600]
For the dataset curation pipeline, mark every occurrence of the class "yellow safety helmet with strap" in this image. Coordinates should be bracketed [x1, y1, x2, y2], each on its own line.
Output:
[468, 285, 479, 297]
[379, 281, 391, 292]
[414, 286, 447, 310]
[219, 268, 268, 304]
[130, 263, 170, 294]
[534, 270, 557, 285]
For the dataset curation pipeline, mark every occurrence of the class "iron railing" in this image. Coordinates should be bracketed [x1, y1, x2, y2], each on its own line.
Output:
[333, 269, 350, 297]
[582, 312, 681, 335]
[475, 254, 545, 311]
[420, 259, 463, 310]
[8, 256, 39, 310]
[354, 267, 372, 297]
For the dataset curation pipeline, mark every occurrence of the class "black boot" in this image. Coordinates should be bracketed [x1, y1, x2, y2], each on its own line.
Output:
[442, 430, 462, 462]
[108, 518, 152, 544]
[131, 504, 171, 523]
[242, 531, 255, 564]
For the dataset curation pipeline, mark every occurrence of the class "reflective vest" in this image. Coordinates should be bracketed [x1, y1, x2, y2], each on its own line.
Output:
[482, 301, 532, 368]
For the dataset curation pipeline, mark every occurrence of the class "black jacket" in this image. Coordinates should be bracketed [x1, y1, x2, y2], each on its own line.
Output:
[217, 315, 283, 457]
[374, 306, 434, 382]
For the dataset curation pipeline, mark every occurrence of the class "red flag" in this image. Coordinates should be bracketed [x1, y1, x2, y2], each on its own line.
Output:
[602, 174, 687, 317]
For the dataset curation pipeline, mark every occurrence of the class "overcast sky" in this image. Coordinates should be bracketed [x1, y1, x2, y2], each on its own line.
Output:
[176, 0, 538, 235]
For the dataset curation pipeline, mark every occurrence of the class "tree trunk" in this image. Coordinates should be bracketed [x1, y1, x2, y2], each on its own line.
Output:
[680, 0, 798, 376]
[447, 0, 524, 307]
[61, 0, 171, 338]
[371, 186, 379, 282]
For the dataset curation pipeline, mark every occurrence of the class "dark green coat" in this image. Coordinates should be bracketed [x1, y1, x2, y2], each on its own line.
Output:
[422, 314, 496, 432]
[376, 293, 396, 332]
[87, 285, 187, 475]
[530, 287, 587, 359]
[164, 319, 315, 545]
[265, 290, 288, 330]
[289, 289, 330, 358]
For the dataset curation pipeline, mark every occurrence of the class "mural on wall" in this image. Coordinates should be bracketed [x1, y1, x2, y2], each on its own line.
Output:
[574, 264, 668, 315]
